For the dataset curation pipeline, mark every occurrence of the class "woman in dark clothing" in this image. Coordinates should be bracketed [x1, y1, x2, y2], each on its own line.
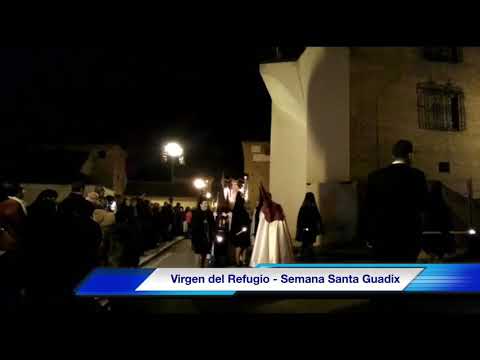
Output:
[422, 182, 455, 260]
[191, 197, 215, 268]
[231, 195, 251, 266]
[296, 192, 324, 259]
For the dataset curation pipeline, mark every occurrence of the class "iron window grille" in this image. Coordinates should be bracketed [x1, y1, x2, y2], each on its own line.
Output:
[417, 81, 466, 131]
[423, 47, 463, 63]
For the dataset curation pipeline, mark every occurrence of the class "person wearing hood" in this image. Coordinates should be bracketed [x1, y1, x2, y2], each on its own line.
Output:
[296, 192, 324, 259]
[249, 184, 294, 267]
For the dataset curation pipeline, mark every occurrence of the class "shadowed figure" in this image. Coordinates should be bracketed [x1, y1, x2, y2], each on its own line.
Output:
[366, 140, 429, 262]
[296, 192, 324, 260]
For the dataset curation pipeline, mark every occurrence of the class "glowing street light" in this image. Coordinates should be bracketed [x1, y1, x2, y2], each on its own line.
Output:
[163, 142, 184, 184]
[193, 178, 207, 190]
[164, 142, 184, 158]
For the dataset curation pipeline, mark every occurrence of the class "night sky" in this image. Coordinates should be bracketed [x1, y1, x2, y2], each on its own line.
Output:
[0, 47, 277, 181]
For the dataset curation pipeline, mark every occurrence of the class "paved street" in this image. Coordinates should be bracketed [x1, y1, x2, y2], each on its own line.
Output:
[142, 238, 197, 268]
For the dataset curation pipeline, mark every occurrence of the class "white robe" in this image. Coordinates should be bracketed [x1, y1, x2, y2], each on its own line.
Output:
[249, 212, 295, 267]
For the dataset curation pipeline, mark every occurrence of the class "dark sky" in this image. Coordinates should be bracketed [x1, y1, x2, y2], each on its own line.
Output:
[0, 47, 280, 181]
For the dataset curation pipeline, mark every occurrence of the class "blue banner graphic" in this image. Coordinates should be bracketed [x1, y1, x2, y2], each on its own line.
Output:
[75, 264, 480, 296]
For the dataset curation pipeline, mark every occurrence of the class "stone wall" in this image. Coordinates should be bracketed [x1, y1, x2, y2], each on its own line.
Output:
[80, 145, 127, 194]
[351, 47, 480, 197]
[261, 48, 350, 239]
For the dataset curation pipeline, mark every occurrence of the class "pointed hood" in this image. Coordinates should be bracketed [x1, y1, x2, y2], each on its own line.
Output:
[259, 183, 285, 222]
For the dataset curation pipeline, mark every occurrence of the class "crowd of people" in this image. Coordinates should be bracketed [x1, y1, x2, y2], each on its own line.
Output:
[0, 180, 192, 311]
[190, 139, 458, 269]
[190, 194, 254, 268]
[188, 184, 322, 268]
[0, 139, 460, 311]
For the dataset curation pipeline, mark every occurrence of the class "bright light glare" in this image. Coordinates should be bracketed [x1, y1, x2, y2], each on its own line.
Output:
[216, 235, 223, 243]
[468, 228, 476, 235]
[164, 142, 183, 158]
[206, 192, 212, 199]
[193, 178, 207, 190]
[241, 227, 247, 232]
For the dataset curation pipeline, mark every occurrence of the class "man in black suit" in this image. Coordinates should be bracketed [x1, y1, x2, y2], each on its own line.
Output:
[57, 181, 101, 309]
[58, 181, 95, 219]
[366, 140, 428, 262]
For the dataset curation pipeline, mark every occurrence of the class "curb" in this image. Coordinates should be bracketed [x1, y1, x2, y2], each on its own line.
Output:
[139, 237, 185, 266]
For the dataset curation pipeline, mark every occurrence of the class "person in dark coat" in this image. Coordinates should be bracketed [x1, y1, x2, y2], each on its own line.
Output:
[115, 197, 134, 224]
[231, 194, 251, 266]
[24, 189, 61, 306]
[422, 181, 455, 260]
[173, 202, 183, 237]
[296, 192, 324, 259]
[161, 202, 174, 241]
[58, 181, 95, 219]
[191, 197, 215, 268]
[151, 202, 162, 245]
[366, 140, 429, 262]
[57, 181, 103, 308]
[111, 201, 142, 268]
[0, 180, 27, 311]
[138, 199, 155, 250]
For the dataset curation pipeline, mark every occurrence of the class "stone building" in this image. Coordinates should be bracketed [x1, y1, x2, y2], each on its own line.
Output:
[78, 144, 128, 194]
[0, 144, 127, 204]
[241, 141, 270, 211]
[261, 47, 479, 246]
[351, 47, 477, 197]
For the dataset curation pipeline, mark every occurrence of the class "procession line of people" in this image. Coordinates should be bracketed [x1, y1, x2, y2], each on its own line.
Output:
[0, 179, 194, 311]
[188, 139, 458, 268]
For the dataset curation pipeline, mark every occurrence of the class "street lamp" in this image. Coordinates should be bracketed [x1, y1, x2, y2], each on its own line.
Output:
[163, 142, 184, 184]
[193, 178, 207, 190]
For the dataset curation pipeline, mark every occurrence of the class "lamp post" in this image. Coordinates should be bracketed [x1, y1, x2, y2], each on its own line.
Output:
[163, 142, 184, 184]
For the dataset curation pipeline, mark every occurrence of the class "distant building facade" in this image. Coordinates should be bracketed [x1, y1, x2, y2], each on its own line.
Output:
[125, 178, 213, 209]
[241, 141, 270, 211]
[0, 143, 127, 204]
[78, 144, 127, 194]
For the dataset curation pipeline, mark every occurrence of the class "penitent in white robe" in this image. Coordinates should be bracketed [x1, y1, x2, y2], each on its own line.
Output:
[249, 211, 295, 267]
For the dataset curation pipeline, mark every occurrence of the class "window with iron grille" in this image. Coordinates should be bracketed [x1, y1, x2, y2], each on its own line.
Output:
[423, 47, 463, 63]
[417, 81, 466, 131]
